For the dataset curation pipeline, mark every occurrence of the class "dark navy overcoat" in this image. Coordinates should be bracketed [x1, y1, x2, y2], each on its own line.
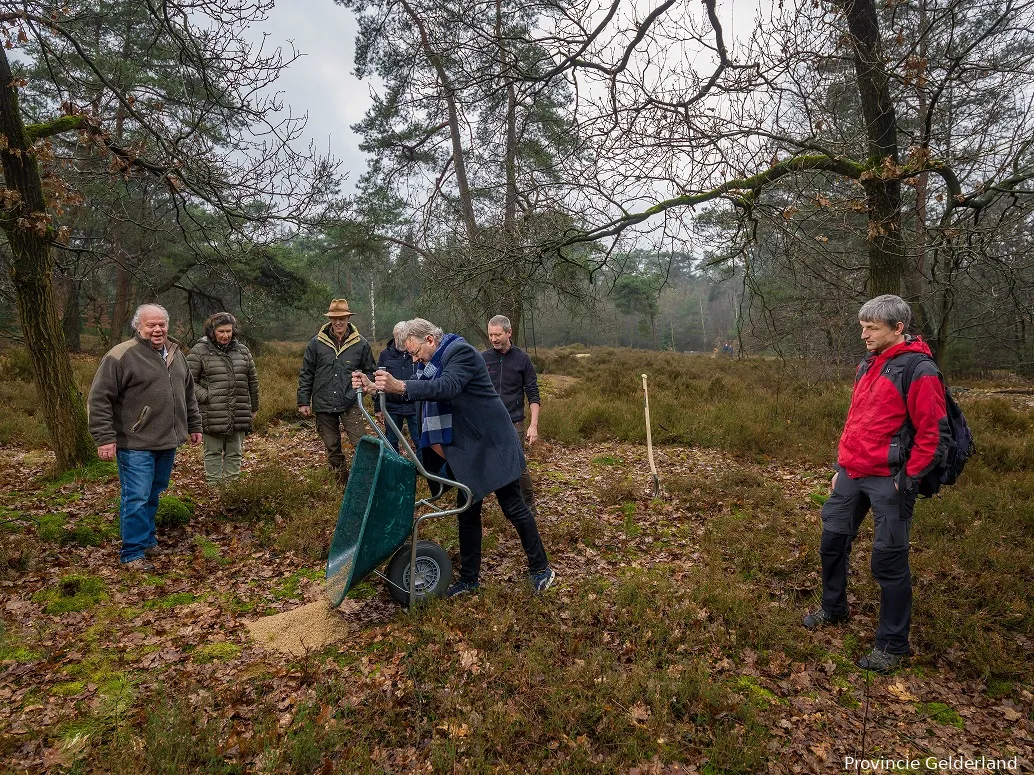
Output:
[404, 339, 525, 502]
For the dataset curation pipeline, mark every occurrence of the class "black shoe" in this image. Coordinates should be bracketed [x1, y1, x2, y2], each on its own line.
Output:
[529, 567, 556, 594]
[856, 647, 906, 674]
[445, 580, 479, 598]
[803, 608, 850, 629]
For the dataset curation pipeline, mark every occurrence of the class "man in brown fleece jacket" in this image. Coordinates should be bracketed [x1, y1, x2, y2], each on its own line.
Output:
[88, 304, 202, 571]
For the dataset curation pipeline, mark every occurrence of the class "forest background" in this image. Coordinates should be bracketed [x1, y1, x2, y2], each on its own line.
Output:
[1, 0, 1033, 473]
[1, 3, 1033, 771]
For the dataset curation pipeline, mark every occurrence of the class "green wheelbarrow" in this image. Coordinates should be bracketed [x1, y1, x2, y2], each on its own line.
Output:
[326, 390, 471, 609]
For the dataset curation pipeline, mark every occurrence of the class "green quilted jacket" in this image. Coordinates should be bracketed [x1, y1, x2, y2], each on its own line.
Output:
[185, 337, 259, 435]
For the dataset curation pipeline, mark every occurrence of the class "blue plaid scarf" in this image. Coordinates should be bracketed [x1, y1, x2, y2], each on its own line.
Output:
[416, 333, 463, 448]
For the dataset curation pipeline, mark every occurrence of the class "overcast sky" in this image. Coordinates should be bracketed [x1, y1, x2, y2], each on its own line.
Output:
[256, 2, 372, 192]
[254, 1, 765, 196]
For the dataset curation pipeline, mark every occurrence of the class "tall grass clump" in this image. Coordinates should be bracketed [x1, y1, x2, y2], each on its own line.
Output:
[253, 343, 306, 429]
[0, 347, 50, 448]
[92, 692, 236, 775]
[0, 350, 98, 448]
[535, 348, 851, 464]
[665, 468, 821, 659]
[379, 580, 773, 773]
[907, 396, 1034, 680]
[218, 462, 339, 560]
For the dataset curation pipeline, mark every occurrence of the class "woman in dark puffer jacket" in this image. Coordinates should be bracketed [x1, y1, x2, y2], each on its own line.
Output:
[186, 313, 259, 484]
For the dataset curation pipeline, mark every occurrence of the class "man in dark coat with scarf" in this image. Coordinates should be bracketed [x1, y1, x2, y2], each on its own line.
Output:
[298, 299, 376, 487]
[353, 318, 556, 596]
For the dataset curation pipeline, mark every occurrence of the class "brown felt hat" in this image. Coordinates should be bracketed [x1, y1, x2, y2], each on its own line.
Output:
[324, 299, 354, 318]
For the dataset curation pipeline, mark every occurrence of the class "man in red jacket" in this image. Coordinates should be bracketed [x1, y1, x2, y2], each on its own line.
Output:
[804, 295, 949, 673]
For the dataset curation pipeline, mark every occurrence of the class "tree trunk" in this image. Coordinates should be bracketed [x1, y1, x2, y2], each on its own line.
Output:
[0, 47, 96, 472]
[908, 0, 935, 341]
[106, 103, 133, 347]
[498, 0, 524, 344]
[499, 0, 519, 238]
[934, 284, 953, 368]
[369, 276, 376, 342]
[60, 274, 83, 351]
[109, 265, 132, 346]
[400, 0, 477, 243]
[842, 0, 906, 295]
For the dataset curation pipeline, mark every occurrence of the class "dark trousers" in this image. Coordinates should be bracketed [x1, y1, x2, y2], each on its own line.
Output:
[820, 471, 916, 655]
[385, 412, 420, 454]
[513, 420, 537, 516]
[457, 478, 549, 583]
[315, 406, 365, 483]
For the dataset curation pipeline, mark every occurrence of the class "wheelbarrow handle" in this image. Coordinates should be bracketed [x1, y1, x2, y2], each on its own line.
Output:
[353, 386, 393, 446]
[355, 388, 473, 508]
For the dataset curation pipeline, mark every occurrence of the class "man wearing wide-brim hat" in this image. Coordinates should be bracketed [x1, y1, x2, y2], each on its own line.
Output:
[297, 299, 376, 487]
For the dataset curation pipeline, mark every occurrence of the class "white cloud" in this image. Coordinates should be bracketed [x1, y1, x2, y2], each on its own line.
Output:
[255, 1, 373, 191]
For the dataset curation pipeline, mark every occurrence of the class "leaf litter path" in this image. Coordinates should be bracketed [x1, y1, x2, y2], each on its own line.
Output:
[0, 424, 1030, 773]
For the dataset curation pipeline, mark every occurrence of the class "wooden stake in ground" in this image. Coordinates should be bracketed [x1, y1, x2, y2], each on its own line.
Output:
[642, 374, 660, 497]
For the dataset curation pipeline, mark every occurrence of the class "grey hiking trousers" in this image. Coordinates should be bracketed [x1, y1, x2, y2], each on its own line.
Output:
[819, 469, 917, 655]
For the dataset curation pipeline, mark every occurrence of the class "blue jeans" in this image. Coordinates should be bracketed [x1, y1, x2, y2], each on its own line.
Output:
[385, 412, 420, 454]
[116, 448, 176, 562]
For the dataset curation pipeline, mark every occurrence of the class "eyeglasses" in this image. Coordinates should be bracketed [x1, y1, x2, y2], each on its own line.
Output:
[406, 338, 430, 358]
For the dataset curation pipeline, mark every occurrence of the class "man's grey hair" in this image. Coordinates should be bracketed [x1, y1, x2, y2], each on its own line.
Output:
[402, 318, 444, 343]
[392, 321, 407, 349]
[131, 303, 170, 330]
[488, 314, 511, 332]
[858, 294, 911, 331]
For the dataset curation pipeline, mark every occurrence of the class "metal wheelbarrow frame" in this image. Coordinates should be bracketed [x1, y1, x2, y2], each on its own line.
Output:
[325, 390, 471, 609]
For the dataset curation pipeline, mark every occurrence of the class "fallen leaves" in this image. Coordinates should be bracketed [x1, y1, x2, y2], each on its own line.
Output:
[437, 721, 470, 738]
[887, 681, 919, 703]
[629, 701, 652, 723]
[998, 704, 1023, 722]
[0, 426, 1032, 773]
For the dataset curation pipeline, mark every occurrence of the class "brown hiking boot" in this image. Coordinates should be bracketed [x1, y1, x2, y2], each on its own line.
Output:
[336, 468, 350, 489]
[121, 557, 156, 573]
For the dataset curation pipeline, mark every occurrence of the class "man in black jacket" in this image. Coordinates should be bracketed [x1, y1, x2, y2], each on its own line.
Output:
[481, 314, 540, 516]
[376, 322, 419, 453]
[297, 299, 376, 486]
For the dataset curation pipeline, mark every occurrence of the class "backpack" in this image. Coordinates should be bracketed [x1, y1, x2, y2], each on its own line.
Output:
[899, 353, 974, 498]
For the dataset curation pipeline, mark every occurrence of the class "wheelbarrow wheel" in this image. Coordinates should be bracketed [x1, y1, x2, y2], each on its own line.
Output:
[386, 540, 452, 606]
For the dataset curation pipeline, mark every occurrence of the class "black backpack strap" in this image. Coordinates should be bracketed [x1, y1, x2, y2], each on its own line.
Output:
[898, 351, 933, 401]
[894, 352, 935, 463]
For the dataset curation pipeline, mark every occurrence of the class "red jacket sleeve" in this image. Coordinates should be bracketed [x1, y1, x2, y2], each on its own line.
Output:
[905, 370, 948, 478]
